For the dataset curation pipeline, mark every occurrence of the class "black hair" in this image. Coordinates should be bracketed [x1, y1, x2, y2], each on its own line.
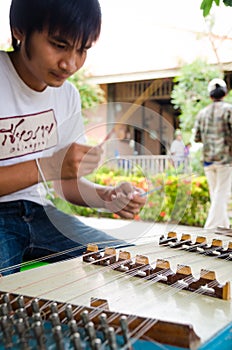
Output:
[210, 84, 227, 99]
[10, 0, 101, 52]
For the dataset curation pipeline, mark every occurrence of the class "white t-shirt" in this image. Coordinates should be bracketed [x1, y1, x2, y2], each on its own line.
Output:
[170, 139, 185, 160]
[0, 51, 86, 204]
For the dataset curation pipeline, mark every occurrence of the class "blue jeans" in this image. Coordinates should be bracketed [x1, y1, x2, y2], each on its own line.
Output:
[0, 200, 128, 276]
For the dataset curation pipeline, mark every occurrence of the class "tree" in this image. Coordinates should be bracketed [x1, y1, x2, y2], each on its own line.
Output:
[68, 69, 105, 112]
[170, 59, 232, 175]
[171, 58, 232, 134]
[170, 59, 223, 132]
[201, 0, 232, 17]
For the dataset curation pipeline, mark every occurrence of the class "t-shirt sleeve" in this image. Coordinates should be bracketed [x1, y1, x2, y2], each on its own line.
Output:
[57, 82, 87, 148]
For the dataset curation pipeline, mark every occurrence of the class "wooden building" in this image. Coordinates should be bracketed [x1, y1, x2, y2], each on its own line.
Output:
[84, 0, 232, 158]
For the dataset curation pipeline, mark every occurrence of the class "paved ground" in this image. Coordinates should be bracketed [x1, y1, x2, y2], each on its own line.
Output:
[78, 216, 209, 245]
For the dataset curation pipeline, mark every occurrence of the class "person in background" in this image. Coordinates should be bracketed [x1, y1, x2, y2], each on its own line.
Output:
[194, 78, 232, 231]
[0, 0, 146, 276]
[170, 129, 185, 169]
[184, 142, 191, 158]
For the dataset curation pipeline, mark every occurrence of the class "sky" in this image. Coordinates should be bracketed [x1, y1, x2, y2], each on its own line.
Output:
[86, 0, 232, 76]
[0, 0, 11, 44]
[1, 0, 232, 44]
[1, 0, 232, 76]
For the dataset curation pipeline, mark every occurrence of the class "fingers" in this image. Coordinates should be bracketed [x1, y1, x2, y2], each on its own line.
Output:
[74, 145, 102, 176]
[40, 143, 103, 180]
[108, 183, 146, 219]
[63, 143, 103, 178]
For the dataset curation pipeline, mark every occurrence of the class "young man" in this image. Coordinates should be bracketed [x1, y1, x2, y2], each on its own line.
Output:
[194, 78, 232, 231]
[0, 0, 146, 275]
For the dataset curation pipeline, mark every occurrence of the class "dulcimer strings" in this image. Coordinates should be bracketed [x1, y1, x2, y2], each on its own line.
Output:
[1, 232, 231, 349]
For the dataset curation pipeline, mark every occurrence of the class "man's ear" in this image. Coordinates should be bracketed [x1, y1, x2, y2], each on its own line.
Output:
[12, 27, 24, 42]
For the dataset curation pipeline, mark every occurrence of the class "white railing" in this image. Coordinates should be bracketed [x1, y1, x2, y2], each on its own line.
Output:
[112, 155, 189, 175]
[112, 155, 170, 174]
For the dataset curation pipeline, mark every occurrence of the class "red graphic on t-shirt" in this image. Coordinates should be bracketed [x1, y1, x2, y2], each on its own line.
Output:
[0, 109, 57, 160]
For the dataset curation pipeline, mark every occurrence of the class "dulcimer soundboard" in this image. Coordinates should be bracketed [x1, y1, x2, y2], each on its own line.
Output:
[0, 220, 232, 350]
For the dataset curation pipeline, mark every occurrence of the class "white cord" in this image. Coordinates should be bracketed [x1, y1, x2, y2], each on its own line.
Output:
[35, 158, 54, 199]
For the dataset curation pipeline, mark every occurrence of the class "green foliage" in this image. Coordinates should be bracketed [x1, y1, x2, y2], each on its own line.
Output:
[139, 174, 209, 227]
[177, 176, 210, 226]
[171, 59, 232, 172]
[171, 59, 223, 132]
[201, 0, 232, 17]
[189, 147, 205, 176]
[68, 69, 105, 112]
[201, 0, 219, 16]
[51, 168, 210, 227]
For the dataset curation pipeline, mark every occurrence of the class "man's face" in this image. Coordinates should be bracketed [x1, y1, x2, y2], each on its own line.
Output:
[12, 29, 91, 92]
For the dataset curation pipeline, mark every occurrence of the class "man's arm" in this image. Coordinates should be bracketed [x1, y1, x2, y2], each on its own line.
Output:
[0, 143, 102, 196]
[53, 177, 146, 220]
[0, 160, 39, 196]
[53, 177, 111, 207]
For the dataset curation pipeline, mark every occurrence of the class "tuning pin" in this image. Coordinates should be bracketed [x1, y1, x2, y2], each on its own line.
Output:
[65, 304, 74, 321]
[31, 298, 40, 314]
[49, 312, 61, 328]
[92, 338, 102, 350]
[99, 313, 109, 340]
[80, 310, 90, 327]
[2, 294, 12, 314]
[31, 299, 43, 323]
[15, 308, 30, 330]
[0, 303, 10, 317]
[120, 315, 131, 346]
[50, 302, 58, 314]
[52, 325, 65, 350]
[15, 318, 30, 350]
[86, 321, 97, 345]
[16, 295, 25, 309]
[32, 321, 47, 350]
[107, 326, 117, 350]
[68, 319, 78, 334]
[71, 332, 83, 350]
[0, 315, 14, 347]
[32, 312, 42, 323]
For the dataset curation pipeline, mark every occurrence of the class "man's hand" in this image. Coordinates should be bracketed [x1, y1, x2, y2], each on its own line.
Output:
[39, 143, 103, 181]
[104, 182, 146, 219]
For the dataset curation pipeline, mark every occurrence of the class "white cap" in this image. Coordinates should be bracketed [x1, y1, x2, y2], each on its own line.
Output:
[208, 78, 227, 93]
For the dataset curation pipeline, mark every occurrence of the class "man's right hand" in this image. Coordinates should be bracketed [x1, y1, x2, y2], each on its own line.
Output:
[39, 143, 103, 181]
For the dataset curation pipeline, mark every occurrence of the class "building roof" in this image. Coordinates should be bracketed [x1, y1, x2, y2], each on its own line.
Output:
[85, 0, 232, 84]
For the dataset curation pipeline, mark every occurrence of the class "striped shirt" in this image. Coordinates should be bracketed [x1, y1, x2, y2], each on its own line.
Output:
[194, 101, 232, 164]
